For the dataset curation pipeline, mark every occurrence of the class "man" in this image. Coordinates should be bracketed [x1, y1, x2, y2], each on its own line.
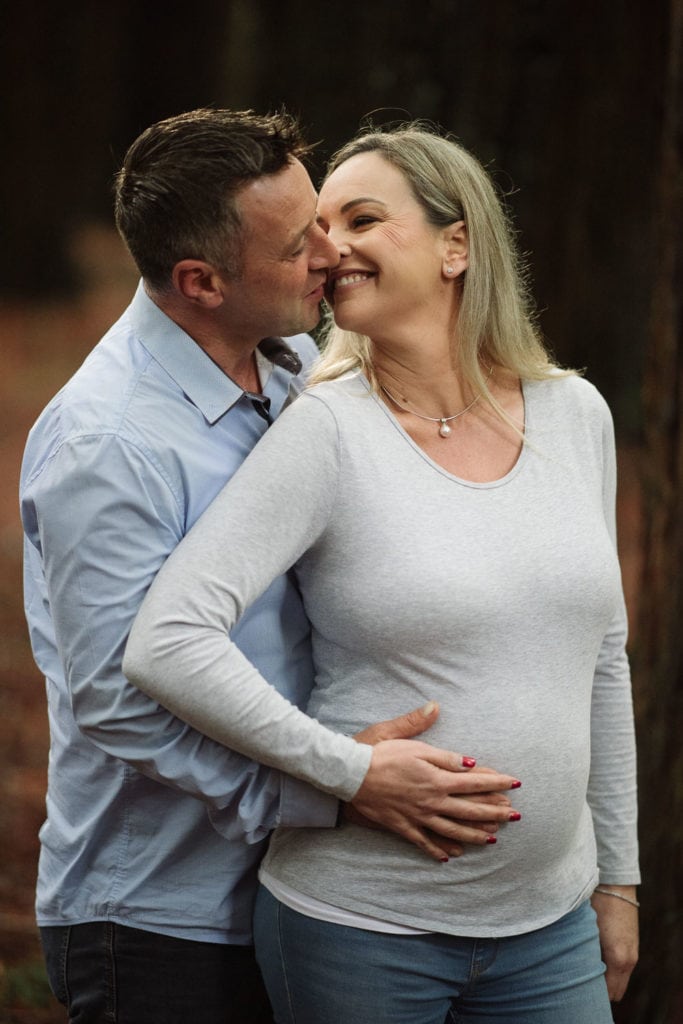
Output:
[21, 109, 515, 1024]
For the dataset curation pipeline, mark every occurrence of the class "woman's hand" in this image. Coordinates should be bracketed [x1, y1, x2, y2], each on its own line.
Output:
[348, 702, 521, 861]
[590, 886, 639, 1001]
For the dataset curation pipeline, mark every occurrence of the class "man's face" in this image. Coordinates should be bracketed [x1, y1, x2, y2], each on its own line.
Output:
[221, 158, 339, 341]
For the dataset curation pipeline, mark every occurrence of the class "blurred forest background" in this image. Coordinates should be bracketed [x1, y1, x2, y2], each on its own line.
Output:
[0, 1, 680, 1021]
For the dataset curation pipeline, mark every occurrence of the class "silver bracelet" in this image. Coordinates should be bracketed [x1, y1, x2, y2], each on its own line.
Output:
[593, 886, 640, 908]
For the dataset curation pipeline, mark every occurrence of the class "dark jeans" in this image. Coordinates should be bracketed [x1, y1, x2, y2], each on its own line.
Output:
[40, 921, 274, 1024]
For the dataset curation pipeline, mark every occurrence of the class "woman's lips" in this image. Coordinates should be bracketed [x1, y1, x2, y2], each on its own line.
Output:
[329, 271, 375, 299]
[335, 271, 373, 288]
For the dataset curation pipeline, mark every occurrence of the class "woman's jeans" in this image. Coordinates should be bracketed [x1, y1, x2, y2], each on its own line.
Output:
[254, 885, 613, 1024]
[40, 921, 274, 1024]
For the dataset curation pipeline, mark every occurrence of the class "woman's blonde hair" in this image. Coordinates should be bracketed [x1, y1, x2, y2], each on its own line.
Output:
[310, 124, 571, 400]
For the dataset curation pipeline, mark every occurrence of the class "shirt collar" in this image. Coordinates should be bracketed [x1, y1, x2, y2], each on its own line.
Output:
[129, 281, 303, 425]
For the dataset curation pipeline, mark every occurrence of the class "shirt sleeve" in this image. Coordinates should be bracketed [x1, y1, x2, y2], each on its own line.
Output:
[124, 393, 373, 800]
[586, 402, 640, 884]
[21, 430, 340, 843]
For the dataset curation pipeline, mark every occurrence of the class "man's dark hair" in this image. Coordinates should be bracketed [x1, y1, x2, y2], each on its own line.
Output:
[114, 108, 310, 291]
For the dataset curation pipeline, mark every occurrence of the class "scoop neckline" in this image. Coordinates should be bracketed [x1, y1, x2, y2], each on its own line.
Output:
[362, 374, 531, 490]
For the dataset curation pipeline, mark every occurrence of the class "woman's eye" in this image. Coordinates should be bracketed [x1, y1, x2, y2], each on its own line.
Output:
[352, 215, 377, 228]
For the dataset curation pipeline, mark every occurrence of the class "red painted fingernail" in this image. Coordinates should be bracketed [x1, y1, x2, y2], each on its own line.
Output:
[462, 756, 477, 768]
[508, 811, 522, 821]
[486, 835, 497, 844]
[510, 780, 522, 789]
[440, 856, 449, 863]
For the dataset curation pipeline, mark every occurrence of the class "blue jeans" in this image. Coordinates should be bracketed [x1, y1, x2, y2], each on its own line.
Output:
[254, 886, 613, 1023]
[40, 921, 274, 1023]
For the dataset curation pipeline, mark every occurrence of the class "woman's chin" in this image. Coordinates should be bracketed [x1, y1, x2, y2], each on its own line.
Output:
[332, 310, 370, 334]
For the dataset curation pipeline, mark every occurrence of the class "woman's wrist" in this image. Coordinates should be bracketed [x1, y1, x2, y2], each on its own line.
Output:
[593, 885, 640, 908]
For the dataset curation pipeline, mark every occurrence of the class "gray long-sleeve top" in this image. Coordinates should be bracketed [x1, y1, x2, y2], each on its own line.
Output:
[125, 372, 639, 937]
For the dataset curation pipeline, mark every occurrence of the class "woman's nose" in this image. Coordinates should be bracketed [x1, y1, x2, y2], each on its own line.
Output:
[327, 228, 352, 257]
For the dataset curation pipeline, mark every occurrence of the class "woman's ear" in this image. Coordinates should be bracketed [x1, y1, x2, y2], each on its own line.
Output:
[441, 220, 469, 280]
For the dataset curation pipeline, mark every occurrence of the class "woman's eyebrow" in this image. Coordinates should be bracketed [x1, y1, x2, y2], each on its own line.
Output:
[340, 197, 388, 214]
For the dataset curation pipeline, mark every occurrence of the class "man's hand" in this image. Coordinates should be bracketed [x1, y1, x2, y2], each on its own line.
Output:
[590, 886, 639, 1002]
[353, 701, 445, 747]
[350, 702, 522, 861]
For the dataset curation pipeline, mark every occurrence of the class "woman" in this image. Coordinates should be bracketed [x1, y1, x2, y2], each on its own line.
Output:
[125, 125, 639, 1022]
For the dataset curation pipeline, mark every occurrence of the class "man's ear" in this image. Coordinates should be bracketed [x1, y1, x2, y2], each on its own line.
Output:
[441, 220, 469, 279]
[172, 260, 225, 308]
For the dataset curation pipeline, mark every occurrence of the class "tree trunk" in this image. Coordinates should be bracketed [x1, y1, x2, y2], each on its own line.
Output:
[619, 2, 683, 1020]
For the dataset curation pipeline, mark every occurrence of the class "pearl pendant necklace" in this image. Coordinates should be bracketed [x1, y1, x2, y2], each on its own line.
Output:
[380, 367, 492, 439]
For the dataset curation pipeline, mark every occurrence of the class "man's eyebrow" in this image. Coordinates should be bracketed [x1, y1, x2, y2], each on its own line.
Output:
[340, 197, 388, 214]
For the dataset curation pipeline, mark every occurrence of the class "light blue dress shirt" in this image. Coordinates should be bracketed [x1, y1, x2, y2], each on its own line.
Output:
[20, 282, 336, 944]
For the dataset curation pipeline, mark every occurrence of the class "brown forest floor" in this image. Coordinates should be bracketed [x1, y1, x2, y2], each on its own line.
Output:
[0, 229, 645, 1020]
[0, 230, 138, 1020]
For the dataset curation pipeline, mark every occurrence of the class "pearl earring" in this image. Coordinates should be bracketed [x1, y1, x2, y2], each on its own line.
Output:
[446, 267, 454, 275]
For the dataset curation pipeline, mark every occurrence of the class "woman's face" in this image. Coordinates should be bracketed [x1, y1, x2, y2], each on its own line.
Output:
[317, 151, 464, 341]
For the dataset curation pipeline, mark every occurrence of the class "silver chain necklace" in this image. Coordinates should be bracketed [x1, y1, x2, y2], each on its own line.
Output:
[380, 367, 493, 438]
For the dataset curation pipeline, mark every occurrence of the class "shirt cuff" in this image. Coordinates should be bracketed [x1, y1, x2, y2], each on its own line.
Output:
[599, 871, 642, 886]
[278, 775, 340, 828]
